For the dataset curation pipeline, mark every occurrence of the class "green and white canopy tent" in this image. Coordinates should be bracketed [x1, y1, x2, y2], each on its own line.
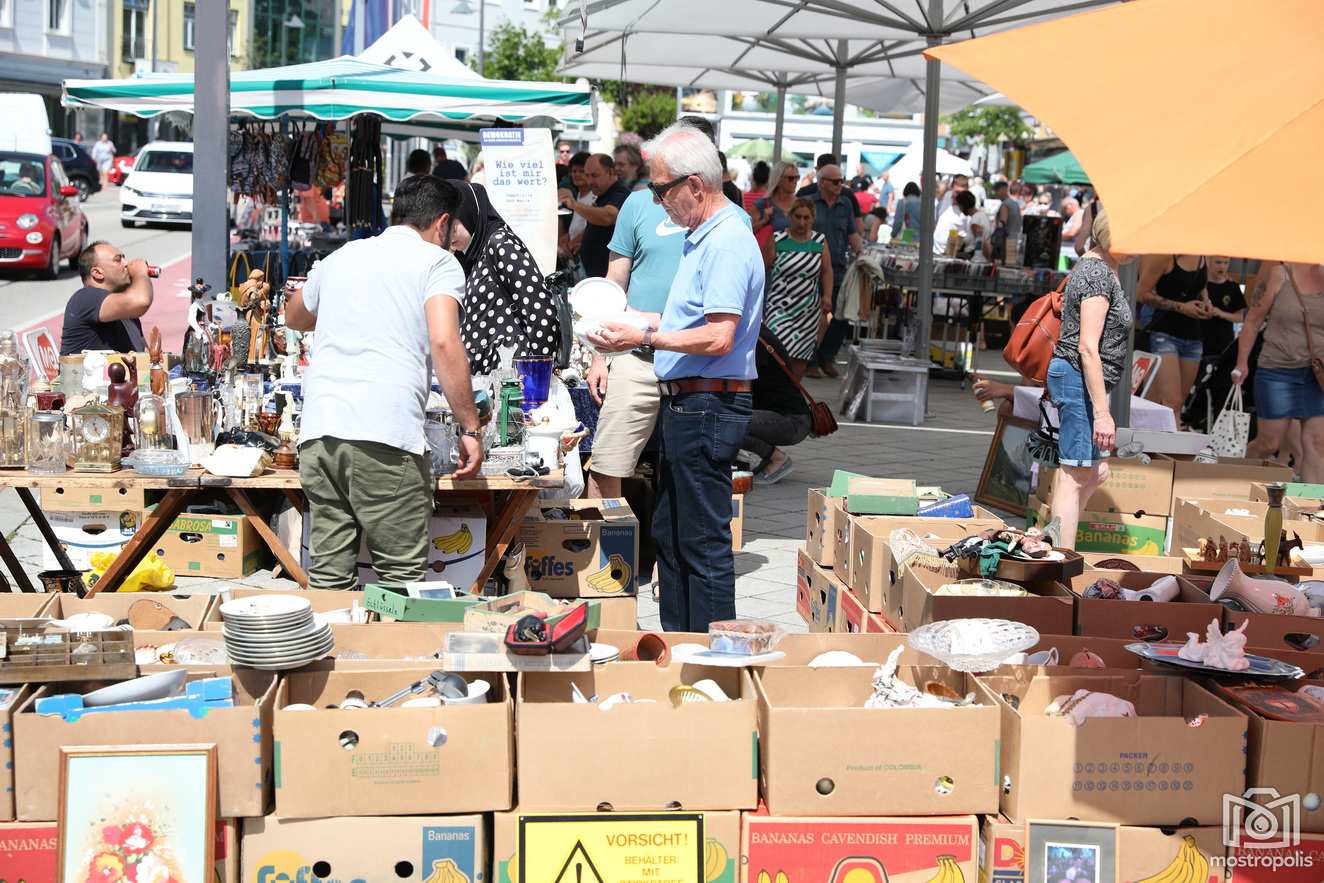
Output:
[61, 55, 594, 130]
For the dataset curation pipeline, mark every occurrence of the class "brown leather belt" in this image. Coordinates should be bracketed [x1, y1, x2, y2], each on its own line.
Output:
[659, 378, 753, 396]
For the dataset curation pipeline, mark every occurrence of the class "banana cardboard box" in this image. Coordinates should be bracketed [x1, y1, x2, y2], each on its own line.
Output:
[0, 819, 240, 883]
[1229, 832, 1324, 883]
[518, 498, 639, 598]
[741, 812, 978, 883]
[1118, 826, 1225, 883]
[978, 815, 1026, 883]
[242, 814, 484, 883]
[492, 809, 739, 883]
[359, 506, 487, 592]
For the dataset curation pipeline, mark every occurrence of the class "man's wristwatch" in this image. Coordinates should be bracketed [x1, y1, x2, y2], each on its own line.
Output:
[642, 329, 655, 349]
[457, 427, 482, 440]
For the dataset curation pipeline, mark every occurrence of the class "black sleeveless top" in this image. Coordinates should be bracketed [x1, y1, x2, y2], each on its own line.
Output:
[1149, 255, 1208, 340]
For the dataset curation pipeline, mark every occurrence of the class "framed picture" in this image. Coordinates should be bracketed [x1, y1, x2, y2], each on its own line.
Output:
[57, 744, 218, 883]
[1027, 820, 1119, 883]
[976, 413, 1041, 515]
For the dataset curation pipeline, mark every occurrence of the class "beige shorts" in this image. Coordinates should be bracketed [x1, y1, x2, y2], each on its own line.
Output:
[590, 350, 661, 478]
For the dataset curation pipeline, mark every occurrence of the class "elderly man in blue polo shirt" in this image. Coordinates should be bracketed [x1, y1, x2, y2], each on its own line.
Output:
[590, 121, 765, 632]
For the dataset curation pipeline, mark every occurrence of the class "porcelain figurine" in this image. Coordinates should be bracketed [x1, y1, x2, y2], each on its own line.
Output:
[1178, 618, 1251, 671]
[238, 270, 271, 364]
[866, 647, 973, 709]
[1211, 559, 1317, 617]
[1046, 689, 1137, 725]
[147, 326, 167, 396]
[1120, 575, 1180, 603]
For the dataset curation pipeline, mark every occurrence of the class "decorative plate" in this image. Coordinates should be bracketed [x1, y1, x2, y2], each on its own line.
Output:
[1125, 642, 1305, 679]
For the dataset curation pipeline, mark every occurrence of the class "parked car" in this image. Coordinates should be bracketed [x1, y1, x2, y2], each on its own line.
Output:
[51, 137, 101, 200]
[120, 141, 194, 228]
[107, 154, 135, 186]
[0, 151, 88, 279]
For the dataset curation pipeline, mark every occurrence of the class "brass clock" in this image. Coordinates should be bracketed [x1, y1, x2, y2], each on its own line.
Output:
[71, 400, 124, 473]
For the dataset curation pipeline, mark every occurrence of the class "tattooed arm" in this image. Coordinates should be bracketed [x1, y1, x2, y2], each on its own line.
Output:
[1233, 263, 1283, 384]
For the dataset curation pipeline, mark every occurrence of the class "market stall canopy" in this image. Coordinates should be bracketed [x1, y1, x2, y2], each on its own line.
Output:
[886, 147, 972, 190]
[1022, 151, 1090, 185]
[727, 138, 799, 163]
[356, 14, 480, 80]
[62, 56, 593, 127]
[927, 0, 1324, 263]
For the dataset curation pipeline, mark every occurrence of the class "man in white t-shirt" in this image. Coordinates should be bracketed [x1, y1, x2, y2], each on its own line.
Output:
[932, 190, 978, 255]
[285, 175, 482, 589]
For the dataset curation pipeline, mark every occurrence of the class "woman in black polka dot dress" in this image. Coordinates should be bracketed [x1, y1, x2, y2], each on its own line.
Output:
[446, 180, 561, 374]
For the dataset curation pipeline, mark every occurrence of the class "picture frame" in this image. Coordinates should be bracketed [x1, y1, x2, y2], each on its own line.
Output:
[976, 413, 1041, 515]
[57, 743, 218, 883]
[1027, 819, 1119, 883]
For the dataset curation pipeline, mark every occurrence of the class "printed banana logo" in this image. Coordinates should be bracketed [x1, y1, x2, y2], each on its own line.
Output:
[703, 839, 728, 881]
[1135, 835, 1209, 883]
[423, 858, 470, 883]
[926, 854, 965, 883]
[432, 524, 473, 555]
[587, 553, 632, 594]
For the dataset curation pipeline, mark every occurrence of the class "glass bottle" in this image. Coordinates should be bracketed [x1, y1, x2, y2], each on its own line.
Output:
[26, 411, 67, 475]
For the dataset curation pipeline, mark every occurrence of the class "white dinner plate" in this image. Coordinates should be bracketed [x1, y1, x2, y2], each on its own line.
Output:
[172, 637, 228, 665]
[82, 670, 189, 708]
[224, 629, 331, 652]
[220, 595, 312, 620]
[227, 639, 333, 664]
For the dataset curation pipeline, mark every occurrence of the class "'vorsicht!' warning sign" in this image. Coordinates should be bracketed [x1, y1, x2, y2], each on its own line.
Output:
[518, 814, 704, 883]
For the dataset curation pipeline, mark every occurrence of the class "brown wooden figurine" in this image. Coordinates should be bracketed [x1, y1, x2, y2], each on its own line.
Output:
[238, 269, 271, 365]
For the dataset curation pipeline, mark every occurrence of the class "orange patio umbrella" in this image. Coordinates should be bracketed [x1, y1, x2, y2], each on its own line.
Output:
[927, 0, 1324, 263]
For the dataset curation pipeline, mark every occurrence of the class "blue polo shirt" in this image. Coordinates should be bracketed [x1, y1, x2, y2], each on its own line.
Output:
[654, 203, 764, 381]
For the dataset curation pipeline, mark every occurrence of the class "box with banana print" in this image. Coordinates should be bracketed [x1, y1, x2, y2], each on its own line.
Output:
[354, 505, 487, 590]
[518, 498, 640, 598]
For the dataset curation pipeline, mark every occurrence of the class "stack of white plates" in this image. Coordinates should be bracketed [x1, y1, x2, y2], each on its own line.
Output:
[221, 595, 333, 671]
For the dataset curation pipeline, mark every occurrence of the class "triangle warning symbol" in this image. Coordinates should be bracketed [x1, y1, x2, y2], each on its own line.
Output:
[552, 840, 606, 883]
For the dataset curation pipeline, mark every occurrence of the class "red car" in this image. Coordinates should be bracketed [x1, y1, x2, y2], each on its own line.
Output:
[107, 154, 135, 186]
[0, 151, 88, 279]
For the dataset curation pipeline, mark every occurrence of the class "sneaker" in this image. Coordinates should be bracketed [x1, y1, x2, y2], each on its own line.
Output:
[756, 455, 794, 485]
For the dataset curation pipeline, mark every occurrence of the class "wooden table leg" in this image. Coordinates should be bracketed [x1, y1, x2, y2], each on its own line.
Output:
[225, 487, 309, 588]
[85, 489, 192, 596]
[0, 530, 36, 592]
[471, 488, 539, 596]
[16, 487, 77, 572]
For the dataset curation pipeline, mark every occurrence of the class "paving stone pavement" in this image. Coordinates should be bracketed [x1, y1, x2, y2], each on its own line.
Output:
[1, 363, 1002, 633]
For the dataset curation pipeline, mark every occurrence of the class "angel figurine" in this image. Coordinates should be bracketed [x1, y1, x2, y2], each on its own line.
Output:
[1178, 618, 1251, 671]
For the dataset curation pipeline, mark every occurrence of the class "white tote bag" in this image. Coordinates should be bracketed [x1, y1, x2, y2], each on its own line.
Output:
[1210, 385, 1250, 457]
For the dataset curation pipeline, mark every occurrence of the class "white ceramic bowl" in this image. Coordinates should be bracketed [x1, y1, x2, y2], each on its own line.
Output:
[568, 276, 627, 319]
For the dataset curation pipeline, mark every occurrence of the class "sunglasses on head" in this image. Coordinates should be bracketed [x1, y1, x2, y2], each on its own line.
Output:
[648, 174, 692, 199]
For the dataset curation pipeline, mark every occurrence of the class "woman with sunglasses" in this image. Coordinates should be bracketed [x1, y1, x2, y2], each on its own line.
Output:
[751, 160, 800, 249]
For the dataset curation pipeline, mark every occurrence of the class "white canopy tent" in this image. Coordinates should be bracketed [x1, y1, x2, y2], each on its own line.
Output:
[559, 0, 1120, 350]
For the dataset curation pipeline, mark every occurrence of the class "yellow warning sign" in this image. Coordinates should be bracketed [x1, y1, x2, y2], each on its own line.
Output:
[518, 814, 704, 883]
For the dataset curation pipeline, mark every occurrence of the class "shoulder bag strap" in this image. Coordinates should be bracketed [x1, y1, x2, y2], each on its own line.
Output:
[1285, 263, 1319, 361]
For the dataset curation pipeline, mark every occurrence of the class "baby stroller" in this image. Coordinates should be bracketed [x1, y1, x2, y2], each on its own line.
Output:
[1182, 335, 1262, 434]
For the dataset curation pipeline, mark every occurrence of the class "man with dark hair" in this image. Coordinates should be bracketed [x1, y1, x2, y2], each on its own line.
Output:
[431, 144, 466, 181]
[933, 188, 978, 255]
[565, 153, 629, 277]
[808, 163, 863, 377]
[406, 149, 432, 178]
[284, 175, 482, 590]
[676, 114, 716, 142]
[60, 241, 153, 355]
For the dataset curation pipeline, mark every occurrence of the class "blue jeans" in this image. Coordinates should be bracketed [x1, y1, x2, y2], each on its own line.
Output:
[1047, 356, 1109, 467]
[1149, 331, 1203, 362]
[654, 391, 751, 631]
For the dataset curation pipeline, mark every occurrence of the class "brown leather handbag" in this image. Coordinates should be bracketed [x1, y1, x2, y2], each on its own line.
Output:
[758, 338, 838, 437]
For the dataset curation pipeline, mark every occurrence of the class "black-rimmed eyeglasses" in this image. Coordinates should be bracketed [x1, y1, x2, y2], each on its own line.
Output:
[648, 175, 692, 199]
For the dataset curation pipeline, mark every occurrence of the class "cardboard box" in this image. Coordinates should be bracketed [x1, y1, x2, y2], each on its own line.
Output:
[898, 562, 1076, 635]
[1, 820, 239, 883]
[519, 498, 639, 597]
[359, 504, 487, 590]
[15, 669, 275, 820]
[1229, 832, 1324, 882]
[242, 814, 485, 883]
[806, 488, 846, 567]
[327, 622, 454, 661]
[982, 672, 1247, 825]
[837, 584, 869, 633]
[590, 630, 931, 668]
[1028, 500, 1170, 555]
[363, 582, 482, 623]
[1171, 496, 1315, 554]
[1228, 609, 1324, 653]
[848, 513, 1005, 615]
[463, 591, 600, 633]
[829, 471, 920, 515]
[980, 814, 1027, 883]
[41, 508, 143, 571]
[0, 687, 29, 822]
[492, 808, 740, 883]
[1165, 456, 1293, 512]
[1040, 457, 1176, 516]
[741, 812, 979, 883]
[518, 665, 758, 810]
[755, 666, 999, 815]
[1022, 634, 1157, 671]
[206, 586, 373, 630]
[595, 595, 638, 630]
[797, 549, 840, 632]
[1118, 826, 1228, 883]
[273, 668, 512, 817]
[47, 591, 214, 629]
[1082, 552, 1186, 573]
[1068, 570, 1222, 642]
[39, 478, 148, 512]
[732, 493, 745, 552]
[0, 593, 55, 618]
[152, 509, 265, 579]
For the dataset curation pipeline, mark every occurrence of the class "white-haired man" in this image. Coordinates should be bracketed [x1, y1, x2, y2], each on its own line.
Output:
[590, 121, 764, 632]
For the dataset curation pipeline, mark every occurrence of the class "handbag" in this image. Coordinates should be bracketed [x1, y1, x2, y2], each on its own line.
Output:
[1003, 272, 1068, 384]
[758, 338, 838, 437]
[1286, 268, 1324, 391]
[1209, 385, 1250, 458]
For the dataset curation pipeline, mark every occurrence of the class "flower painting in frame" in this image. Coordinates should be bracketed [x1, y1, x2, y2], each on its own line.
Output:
[57, 744, 217, 883]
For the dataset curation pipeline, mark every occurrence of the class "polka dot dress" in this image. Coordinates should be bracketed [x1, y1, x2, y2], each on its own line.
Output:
[461, 226, 561, 374]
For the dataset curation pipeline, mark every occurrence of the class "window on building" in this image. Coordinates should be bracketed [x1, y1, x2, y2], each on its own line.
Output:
[0, 0, 13, 30]
[454, 47, 469, 65]
[183, 3, 196, 51]
[122, 5, 147, 61]
[47, 0, 69, 32]
[229, 9, 239, 57]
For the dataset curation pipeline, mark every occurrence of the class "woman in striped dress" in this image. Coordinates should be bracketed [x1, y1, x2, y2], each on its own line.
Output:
[761, 198, 833, 376]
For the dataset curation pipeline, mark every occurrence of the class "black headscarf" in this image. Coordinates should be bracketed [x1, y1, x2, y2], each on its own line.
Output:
[447, 180, 506, 275]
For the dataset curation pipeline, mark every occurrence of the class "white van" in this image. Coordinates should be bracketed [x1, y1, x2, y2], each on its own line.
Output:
[0, 93, 52, 156]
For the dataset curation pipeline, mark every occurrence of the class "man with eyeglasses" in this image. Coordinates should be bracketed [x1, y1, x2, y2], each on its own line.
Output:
[588, 121, 763, 632]
[808, 163, 863, 378]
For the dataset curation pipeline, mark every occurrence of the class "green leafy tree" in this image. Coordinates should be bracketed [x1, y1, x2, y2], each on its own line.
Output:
[480, 21, 562, 82]
[944, 105, 1031, 146]
[618, 90, 678, 140]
